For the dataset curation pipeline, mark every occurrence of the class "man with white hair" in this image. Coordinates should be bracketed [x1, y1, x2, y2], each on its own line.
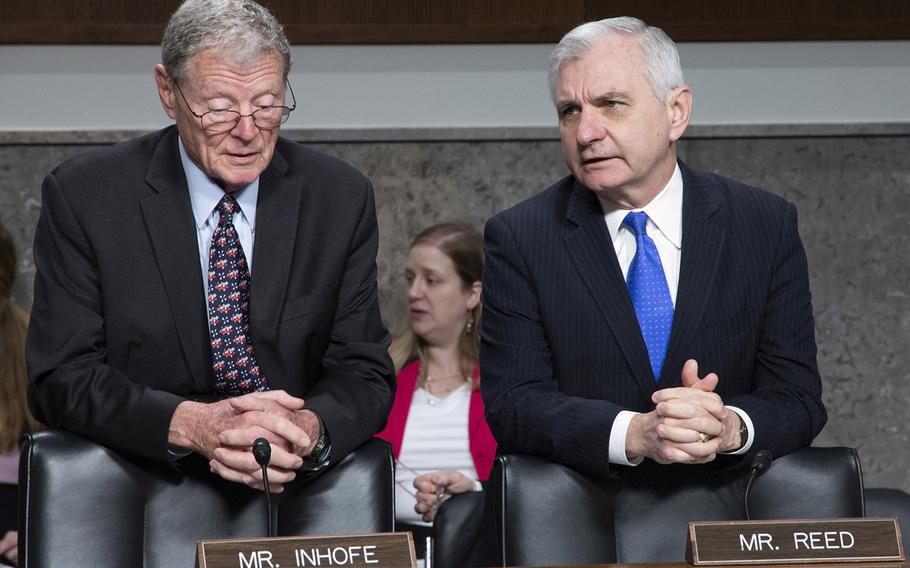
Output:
[28, 0, 394, 493]
[480, 17, 825, 485]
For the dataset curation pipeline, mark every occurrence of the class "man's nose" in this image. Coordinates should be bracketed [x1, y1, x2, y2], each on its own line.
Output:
[230, 114, 259, 141]
[576, 110, 607, 146]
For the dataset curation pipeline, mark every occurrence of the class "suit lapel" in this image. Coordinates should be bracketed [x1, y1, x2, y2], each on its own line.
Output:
[140, 130, 212, 392]
[563, 180, 657, 398]
[249, 148, 301, 391]
[659, 162, 725, 386]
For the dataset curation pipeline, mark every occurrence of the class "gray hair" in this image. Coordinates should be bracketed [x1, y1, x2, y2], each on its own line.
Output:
[548, 16, 684, 103]
[161, 0, 291, 83]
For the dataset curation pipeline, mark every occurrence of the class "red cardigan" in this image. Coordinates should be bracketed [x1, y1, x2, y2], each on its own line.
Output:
[376, 360, 497, 480]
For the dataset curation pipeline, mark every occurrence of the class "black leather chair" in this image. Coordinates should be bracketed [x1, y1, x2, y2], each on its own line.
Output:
[864, 488, 910, 546]
[612, 446, 865, 562]
[490, 447, 864, 566]
[491, 454, 617, 567]
[431, 490, 488, 568]
[18, 430, 394, 568]
[748, 446, 864, 519]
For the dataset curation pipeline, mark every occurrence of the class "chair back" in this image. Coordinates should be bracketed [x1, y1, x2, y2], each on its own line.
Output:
[490, 447, 864, 566]
[748, 446, 864, 519]
[431, 490, 487, 568]
[491, 454, 617, 566]
[19, 430, 394, 568]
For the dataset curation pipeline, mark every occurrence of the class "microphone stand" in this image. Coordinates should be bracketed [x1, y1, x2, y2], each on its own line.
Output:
[252, 438, 275, 537]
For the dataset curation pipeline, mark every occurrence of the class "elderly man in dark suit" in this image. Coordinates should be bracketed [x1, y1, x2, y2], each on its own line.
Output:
[27, 0, 394, 493]
[480, 17, 826, 482]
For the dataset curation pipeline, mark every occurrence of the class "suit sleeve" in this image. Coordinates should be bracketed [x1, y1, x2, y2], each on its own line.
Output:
[301, 181, 395, 466]
[479, 214, 621, 477]
[27, 172, 184, 461]
[726, 202, 827, 458]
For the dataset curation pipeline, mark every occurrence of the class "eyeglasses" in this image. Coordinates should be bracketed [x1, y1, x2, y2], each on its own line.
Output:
[173, 78, 296, 133]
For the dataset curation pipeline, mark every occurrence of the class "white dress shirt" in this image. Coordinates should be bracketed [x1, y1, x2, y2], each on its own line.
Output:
[597, 165, 754, 465]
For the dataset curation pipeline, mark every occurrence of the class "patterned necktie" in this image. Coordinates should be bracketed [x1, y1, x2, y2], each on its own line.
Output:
[623, 211, 674, 381]
[208, 194, 268, 396]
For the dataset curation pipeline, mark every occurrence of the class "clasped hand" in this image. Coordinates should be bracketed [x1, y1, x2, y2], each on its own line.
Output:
[413, 470, 476, 523]
[170, 390, 321, 493]
[627, 359, 740, 464]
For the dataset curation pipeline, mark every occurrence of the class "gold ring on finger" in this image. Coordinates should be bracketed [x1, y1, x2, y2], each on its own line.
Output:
[696, 432, 712, 443]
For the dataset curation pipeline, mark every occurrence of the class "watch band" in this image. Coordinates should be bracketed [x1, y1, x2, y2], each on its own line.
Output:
[300, 417, 331, 471]
[736, 413, 749, 451]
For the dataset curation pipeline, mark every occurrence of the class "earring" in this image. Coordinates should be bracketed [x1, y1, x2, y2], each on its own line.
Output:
[465, 318, 474, 335]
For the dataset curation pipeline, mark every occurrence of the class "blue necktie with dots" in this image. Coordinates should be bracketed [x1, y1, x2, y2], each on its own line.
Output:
[208, 194, 269, 396]
[623, 211, 674, 381]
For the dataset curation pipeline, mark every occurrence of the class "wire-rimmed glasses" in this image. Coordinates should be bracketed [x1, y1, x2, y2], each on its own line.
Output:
[173, 78, 296, 133]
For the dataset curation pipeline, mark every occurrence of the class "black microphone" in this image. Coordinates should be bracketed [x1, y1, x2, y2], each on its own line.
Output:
[252, 437, 275, 537]
[252, 437, 271, 466]
[744, 450, 773, 520]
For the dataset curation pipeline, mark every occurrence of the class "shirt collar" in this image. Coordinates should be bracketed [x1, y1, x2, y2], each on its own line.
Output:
[599, 163, 683, 250]
[179, 137, 259, 230]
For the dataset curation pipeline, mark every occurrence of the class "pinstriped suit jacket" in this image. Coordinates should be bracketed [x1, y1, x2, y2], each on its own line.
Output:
[479, 161, 826, 477]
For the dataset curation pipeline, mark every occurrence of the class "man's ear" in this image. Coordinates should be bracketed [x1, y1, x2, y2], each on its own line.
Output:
[154, 64, 178, 120]
[666, 85, 692, 143]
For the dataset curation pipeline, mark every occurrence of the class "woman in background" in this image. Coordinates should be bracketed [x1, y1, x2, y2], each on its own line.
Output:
[377, 222, 496, 538]
[0, 222, 40, 567]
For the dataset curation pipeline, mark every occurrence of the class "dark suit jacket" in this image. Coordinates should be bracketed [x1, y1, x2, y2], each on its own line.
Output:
[27, 126, 395, 463]
[479, 161, 826, 478]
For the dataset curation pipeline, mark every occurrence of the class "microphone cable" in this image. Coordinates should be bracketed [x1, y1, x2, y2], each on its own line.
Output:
[744, 450, 773, 520]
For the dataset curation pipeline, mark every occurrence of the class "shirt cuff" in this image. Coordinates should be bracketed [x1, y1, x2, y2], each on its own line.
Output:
[722, 405, 755, 455]
[609, 410, 644, 466]
[471, 479, 483, 492]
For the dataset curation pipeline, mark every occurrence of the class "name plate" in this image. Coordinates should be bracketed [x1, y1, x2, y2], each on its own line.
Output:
[197, 532, 415, 568]
[687, 517, 904, 565]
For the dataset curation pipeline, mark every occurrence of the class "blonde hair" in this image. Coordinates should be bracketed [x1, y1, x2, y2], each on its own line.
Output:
[389, 223, 483, 384]
[0, 222, 41, 451]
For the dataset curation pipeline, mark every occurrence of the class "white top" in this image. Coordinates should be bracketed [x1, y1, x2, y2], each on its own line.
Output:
[0, 449, 18, 485]
[395, 384, 478, 525]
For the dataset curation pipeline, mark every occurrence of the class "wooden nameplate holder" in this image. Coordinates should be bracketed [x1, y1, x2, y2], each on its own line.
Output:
[687, 518, 904, 565]
[197, 532, 416, 568]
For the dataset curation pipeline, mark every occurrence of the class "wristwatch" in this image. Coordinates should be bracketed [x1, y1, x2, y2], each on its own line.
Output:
[300, 416, 331, 471]
[735, 413, 749, 451]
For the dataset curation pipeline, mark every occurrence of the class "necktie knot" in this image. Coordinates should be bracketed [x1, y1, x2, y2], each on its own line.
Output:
[217, 194, 239, 226]
[622, 211, 649, 236]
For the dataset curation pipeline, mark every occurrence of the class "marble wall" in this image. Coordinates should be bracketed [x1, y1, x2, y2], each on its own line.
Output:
[1, 131, 908, 491]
